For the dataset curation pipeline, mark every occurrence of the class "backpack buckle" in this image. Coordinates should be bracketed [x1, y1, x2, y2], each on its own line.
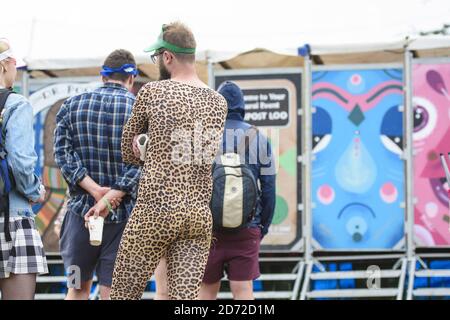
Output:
[0, 150, 6, 160]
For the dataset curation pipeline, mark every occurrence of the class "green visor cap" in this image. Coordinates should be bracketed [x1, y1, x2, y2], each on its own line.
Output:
[144, 26, 196, 54]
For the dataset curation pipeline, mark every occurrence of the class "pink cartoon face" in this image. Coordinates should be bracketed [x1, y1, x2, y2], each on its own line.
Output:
[413, 63, 450, 246]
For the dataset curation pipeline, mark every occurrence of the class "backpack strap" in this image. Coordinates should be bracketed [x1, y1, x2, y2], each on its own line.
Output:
[0, 88, 13, 159]
[0, 88, 12, 115]
[213, 126, 259, 172]
[0, 88, 13, 142]
[0, 88, 13, 242]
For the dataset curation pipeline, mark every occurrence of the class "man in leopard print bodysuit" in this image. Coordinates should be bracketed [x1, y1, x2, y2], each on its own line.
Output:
[109, 22, 227, 300]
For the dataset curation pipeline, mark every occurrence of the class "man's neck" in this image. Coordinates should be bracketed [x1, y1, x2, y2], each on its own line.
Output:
[104, 79, 125, 86]
[170, 64, 208, 88]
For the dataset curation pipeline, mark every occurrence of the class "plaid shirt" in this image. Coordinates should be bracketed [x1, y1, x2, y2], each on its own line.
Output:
[54, 82, 141, 224]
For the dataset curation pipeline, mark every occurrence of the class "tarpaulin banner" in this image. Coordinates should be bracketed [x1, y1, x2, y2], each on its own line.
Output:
[413, 62, 450, 247]
[312, 68, 405, 250]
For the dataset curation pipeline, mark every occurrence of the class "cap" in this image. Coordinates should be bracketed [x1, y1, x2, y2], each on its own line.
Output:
[0, 38, 26, 68]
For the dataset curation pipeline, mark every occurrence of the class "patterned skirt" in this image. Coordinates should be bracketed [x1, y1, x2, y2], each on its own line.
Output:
[0, 216, 48, 278]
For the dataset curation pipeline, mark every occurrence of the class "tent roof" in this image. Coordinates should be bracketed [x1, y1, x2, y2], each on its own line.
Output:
[302, 35, 450, 65]
[23, 30, 450, 72]
[11, 18, 301, 70]
[18, 19, 450, 71]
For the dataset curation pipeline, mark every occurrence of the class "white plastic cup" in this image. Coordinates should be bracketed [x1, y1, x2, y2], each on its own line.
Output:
[39, 184, 46, 198]
[88, 216, 104, 246]
[137, 134, 149, 162]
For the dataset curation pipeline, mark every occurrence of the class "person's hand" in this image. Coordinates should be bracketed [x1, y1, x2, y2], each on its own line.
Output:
[84, 199, 110, 224]
[36, 193, 46, 204]
[84, 207, 105, 229]
[132, 135, 141, 159]
[30, 184, 46, 205]
[83, 194, 122, 226]
[260, 225, 268, 240]
[90, 186, 111, 203]
[110, 197, 122, 209]
[89, 185, 121, 208]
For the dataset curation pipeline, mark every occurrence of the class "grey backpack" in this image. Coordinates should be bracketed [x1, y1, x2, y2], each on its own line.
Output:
[210, 126, 259, 232]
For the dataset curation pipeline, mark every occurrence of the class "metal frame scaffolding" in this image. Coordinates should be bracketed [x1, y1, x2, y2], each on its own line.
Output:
[298, 49, 409, 300]
[405, 56, 450, 300]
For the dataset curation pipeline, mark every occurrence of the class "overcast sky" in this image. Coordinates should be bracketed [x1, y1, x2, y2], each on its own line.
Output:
[2, 0, 449, 63]
[6, 0, 448, 35]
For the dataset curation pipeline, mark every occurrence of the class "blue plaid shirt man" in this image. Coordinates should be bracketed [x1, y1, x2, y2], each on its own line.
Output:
[54, 82, 141, 224]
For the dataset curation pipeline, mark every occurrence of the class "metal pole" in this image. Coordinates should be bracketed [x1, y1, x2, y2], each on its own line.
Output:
[406, 257, 416, 300]
[396, 258, 407, 300]
[21, 70, 30, 98]
[403, 50, 414, 261]
[300, 261, 313, 300]
[207, 52, 215, 89]
[291, 261, 305, 300]
[302, 54, 313, 263]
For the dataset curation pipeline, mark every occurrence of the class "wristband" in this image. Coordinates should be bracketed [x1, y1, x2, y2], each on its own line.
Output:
[102, 197, 113, 213]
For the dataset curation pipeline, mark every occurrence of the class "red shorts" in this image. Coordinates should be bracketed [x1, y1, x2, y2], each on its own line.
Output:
[202, 227, 261, 283]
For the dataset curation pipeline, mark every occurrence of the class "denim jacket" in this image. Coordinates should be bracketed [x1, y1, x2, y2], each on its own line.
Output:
[1, 92, 41, 218]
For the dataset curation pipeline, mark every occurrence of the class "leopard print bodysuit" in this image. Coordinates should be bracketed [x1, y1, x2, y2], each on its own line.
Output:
[109, 80, 227, 300]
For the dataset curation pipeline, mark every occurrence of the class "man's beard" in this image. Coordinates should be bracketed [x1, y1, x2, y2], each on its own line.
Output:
[158, 61, 171, 80]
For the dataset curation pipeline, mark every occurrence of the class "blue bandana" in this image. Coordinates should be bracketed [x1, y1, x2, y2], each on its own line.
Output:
[100, 63, 138, 77]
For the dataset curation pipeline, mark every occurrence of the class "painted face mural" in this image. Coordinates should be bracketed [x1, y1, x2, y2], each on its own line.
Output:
[312, 69, 405, 249]
[413, 63, 450, 246]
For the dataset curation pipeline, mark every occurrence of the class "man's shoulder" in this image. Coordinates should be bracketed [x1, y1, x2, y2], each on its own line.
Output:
[96, 86, 135, 100]
[135, 81, 163, 99]
[64, 90, 95, 104]
[116, 89, 136, 101]
[141, 81, 164, 92]
[226, 120, 257, 132]
[2, 93, 32, 120]
[64, 87, 134, 105]
[57, 92, 91, 115]
[205, 88, 226, 102]
[4, 93, 30, 110]
[242, 123, 268, 144]
[207, 90, 228, 115]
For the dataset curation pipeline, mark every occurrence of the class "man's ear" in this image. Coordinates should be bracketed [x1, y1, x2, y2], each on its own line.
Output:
[163, 51, 173, 64]
[128, 75, 135, 88]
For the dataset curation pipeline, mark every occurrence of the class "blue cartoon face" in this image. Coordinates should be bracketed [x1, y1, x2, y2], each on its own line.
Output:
[311, 69, 405, 249]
